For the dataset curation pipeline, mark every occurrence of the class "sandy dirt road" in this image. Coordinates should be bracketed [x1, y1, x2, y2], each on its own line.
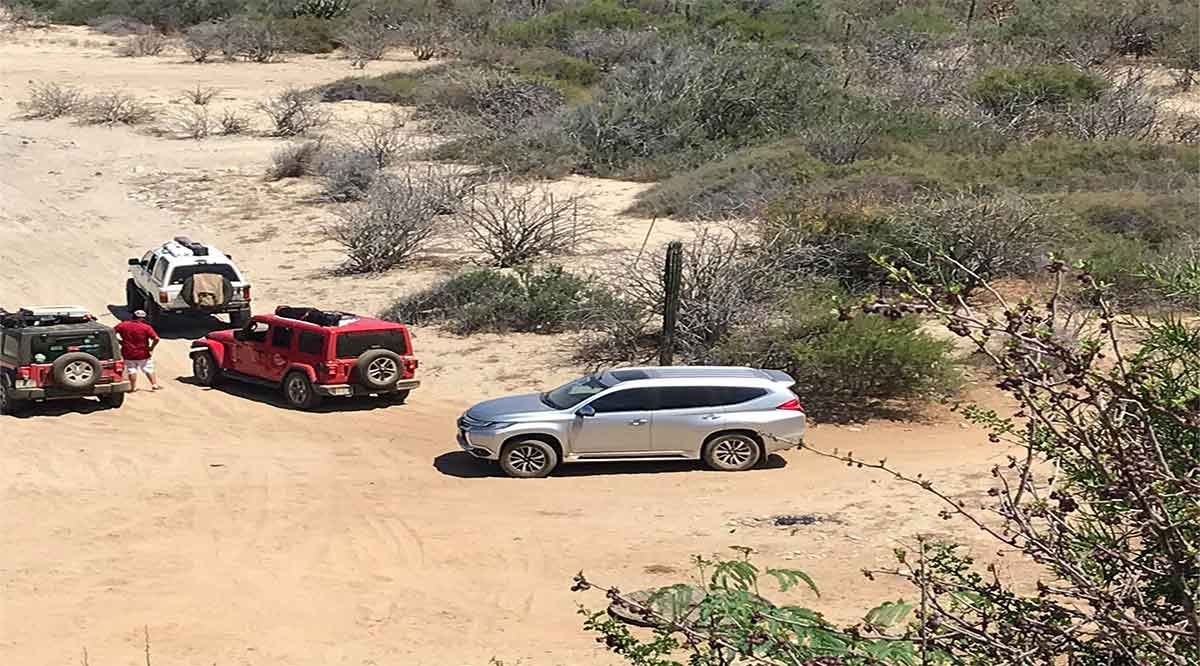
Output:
[1, 27, 1017, 666]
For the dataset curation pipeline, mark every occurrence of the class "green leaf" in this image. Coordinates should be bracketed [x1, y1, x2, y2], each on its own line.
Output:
[864, 599, 914, 629]
[711, 559, 759, 591]
[765, 567, 820, 596]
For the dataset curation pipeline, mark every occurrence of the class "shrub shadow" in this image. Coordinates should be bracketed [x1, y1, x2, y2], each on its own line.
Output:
[433, 451, 787, 479]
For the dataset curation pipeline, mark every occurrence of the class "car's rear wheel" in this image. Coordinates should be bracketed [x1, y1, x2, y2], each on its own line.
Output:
[0, 377, 25, 416]
[192, 351, 220, 387]
[146, 300, 162, 327]
[125, 279, 143, 311]
[283, 371, 321, 410]
[99, 392, 125, 409]
[703, 433, 763, 472]
[499, 438, 559, 479]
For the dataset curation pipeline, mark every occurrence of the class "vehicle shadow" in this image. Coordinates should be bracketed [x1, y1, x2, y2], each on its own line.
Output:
[433, 451, 788, 479]
[174, 375, 402, 414]
[9, 397, 116, 418]
[106, 305, 232, 340]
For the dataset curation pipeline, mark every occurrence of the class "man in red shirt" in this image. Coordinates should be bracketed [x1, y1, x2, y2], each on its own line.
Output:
[115, 309, 161, 392]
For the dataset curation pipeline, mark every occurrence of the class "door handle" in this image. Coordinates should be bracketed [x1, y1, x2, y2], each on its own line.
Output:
[628, 418, 648, 426]
[701, 414, 721, 421]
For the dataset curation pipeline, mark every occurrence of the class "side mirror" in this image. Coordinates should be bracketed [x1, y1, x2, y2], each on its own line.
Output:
[576, 404, 596, 418]
[128, 258, 140, 266]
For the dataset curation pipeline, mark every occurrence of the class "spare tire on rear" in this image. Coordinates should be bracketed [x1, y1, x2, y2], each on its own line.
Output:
[181, 274, 233, 309]
[355, 349, 403, 391]
[52, 352, 102, 390]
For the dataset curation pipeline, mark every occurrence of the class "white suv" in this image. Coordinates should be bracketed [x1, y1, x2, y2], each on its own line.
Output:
[126, 237, 252, 327]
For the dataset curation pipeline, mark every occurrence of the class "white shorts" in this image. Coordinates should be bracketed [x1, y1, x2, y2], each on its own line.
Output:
[126, 358, 155, 374]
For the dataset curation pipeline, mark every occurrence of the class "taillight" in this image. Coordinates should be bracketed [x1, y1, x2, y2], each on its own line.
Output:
[158, 290, 169, 303]
[17, 367, 31, 380]
[777, 397, 803, 412]
[114, 361, 125, 374]
[242, 285, 251, 300]
[404, 358, 418, 372]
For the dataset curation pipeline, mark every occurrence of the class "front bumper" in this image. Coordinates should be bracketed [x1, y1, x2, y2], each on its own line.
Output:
[10, 380, 132, 400]
[457, 430, 498, 460]
[314, 379, 421, 397]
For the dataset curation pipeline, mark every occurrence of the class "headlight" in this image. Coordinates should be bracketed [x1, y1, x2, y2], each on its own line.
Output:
[481, 421, 515, 429]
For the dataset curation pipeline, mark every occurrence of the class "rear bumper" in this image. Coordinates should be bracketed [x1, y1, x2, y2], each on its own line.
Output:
[10, 380, 132, 400]
[164, 303, 250, 315]
[314, 379, 420, 397]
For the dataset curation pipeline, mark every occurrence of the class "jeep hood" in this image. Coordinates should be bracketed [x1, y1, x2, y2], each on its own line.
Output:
[466, 393, 558, 421]
[205, 329, 237, 343]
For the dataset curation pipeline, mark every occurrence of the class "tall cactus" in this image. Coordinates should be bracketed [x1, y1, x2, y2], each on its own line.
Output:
[660, 241, 683, 366]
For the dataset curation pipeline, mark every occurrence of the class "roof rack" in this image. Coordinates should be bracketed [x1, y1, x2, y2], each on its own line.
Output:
[168, 236, 210, 257]
[274, 306, 358, 327]
[1, 306, 96, 328]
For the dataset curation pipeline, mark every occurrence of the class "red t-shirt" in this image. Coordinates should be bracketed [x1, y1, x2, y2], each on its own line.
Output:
[114, 320, 159, 360]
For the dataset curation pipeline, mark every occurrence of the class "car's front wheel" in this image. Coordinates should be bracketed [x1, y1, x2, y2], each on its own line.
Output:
[125, 279, 143, 311]
[283, 371, 321, 410]
[192, 351, 220, 387]
[703, 433, 763, 472]
[499, 438, 560, 479]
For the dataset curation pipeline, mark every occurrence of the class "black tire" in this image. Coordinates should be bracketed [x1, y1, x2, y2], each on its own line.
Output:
[230, 308, 251, 327]
[355, 349, 404, 391]
[283, 371, 321, 410]
[125, 279, 143, 311]
[99, 392, 125, 409]
[382, 389, 410, 404]
[192, 351, 220, 387]
[499, 438, 560, 478]
[703, 432, 763, 472]
[52, 352, 102, 390]
[146, 299, 162, 327]
[0, 376, 25, 416]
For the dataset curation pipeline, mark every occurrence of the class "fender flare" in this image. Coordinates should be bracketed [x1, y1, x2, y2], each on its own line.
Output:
[285, 363, 318, 383]
[189, 340, 226, 367]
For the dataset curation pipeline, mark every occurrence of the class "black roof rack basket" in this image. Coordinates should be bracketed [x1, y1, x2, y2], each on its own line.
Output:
[275, 306, 350, 327]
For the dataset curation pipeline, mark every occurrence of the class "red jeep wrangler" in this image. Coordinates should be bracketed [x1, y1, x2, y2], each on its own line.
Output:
[189, 306, 419, 410]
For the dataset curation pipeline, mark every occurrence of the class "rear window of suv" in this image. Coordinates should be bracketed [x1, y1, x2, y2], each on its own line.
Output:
[167, 264, 240, 285]
[335, 330, 408, 358]
[30, 332, 114, 363]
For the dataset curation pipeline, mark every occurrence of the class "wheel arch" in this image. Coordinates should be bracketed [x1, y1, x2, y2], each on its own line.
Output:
[501, 432, 564, 461]
[189, 340, 226, 367]
[703, 428, 765, 455]
[285, 363, 318, 383]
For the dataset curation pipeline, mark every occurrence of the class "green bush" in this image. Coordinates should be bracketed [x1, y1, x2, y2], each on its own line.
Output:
[969, 64, 1108, 115]
[32, 0, 241, 27]
[495, 0, 669, 48]
[715, 283, 958, 420]
[384, 266, 606, 334]
[272, 15, 337, 53]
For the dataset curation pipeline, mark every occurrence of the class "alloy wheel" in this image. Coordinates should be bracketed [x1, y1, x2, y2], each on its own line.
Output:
[367, 357, 398, 383]
[713, 436, 756, 469]
[508, 443, 549, 475]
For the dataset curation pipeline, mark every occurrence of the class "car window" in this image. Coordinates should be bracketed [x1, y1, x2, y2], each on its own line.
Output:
[711, 386, 768, 406]
[152, 259, 169, 283]
[245, 321, 269, 343]
[655, 386, 718, 410]
[297, 330, 325, 355]
[543, 373, 614, 409]
[335, 330, 407, 358]
[29, 331, 114, 363]
[590, 388, 657, 413]
[142, 251, 155, 267]
[2, 333, 18, 358]
[271, 326, 293, 349]
[166, 264, 240, 285]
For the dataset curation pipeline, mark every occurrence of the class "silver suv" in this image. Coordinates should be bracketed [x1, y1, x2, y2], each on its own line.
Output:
[457, 366, 806, 478]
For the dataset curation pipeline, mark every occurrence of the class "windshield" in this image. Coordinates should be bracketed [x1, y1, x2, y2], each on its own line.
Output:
[167, 264, 240, 285]
[542, 373, 613, 410]
[30, 332, 114, 364]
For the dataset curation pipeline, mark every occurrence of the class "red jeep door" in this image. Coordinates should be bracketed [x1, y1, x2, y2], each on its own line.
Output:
[231, 320, 270, 376]
[259, 324, 294, 383]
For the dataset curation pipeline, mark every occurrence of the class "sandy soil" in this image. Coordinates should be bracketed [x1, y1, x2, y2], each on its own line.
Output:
[2, 26, 1038, 666]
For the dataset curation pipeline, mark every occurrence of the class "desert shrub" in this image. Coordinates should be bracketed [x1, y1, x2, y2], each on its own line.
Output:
[315, 147, 378, 201]
[1140, 242, 1200, 309]
[457, 181, 595, 267]
[267, 139, 323, 180]
[272, 15, 336, 53]
[116, 29, 165, 56]
[170, 106, 211, 139]
[78, 91, 155, 125]
[37, 0, 242, 28]
[337, 17, 396, 65]
[217, 108, 251, 134]
[715, 283, 958, 419]
[350, 110, 409, 169]
[18, 81, 84, 119]
[325, 168, 461, 273]
[315, 76, 404, 103]
[1, 1, 49, 26]
[419, 67, 566, 134]
[88, 14, 148, 34]
[258, 87, 330, 136]
[220, 16, 284, 62]
[562, 28, 662, 71]
[433, 112, 585, 178]
[183, 21, 224, 62]
[385, 266, 604, 334]
[181, 85, 219, 105]
[495, 0, 666, 48]
[1056, 70, 1165, 141]
[291, 0, 350, 19]
[969, 64, 1108, 117]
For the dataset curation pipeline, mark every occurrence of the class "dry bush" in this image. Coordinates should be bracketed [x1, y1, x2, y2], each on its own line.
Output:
[117, 31, 166, 57]
[1, 2, 49, 27]
[457, 181, 596, 267]
[89, 15, 149, 36]
[325, 167, 463, 273]
[337, 19, 396, 67]
[315, 147, 377, 201]
[78, 91, 155, 125]
[170, 107, 211, 139]
[183, 21, 224, 63]
[350, 110, 409, 168]
[181, 85, 219, 106]
[563, 28, 663, 71]
[1059, 70, 1165, 141]
[257, 88, 330, 136]
[18, 82, 84, 119]
[268, 139, 324, 180]
[217, 108, 251, 135]
[221, 18, 283, 63]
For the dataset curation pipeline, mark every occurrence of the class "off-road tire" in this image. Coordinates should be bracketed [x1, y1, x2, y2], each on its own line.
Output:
[99, 392, 125, 409]
[192, 351, 220, 387]
[230, 308, 251, 327]
[0, 376, 25, 416]
[146, 299, 162, 327]
[283, 371, 321, 410]
[702, 432, 763, 472]
[499, 438, 560, 479]
[355, 349, 404, 391]
[52, 352, 102, 390]
[125, 279, 143, 311]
